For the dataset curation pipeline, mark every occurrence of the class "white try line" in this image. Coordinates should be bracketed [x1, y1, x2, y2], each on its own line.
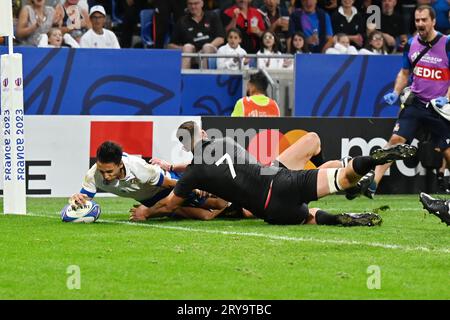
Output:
[26, 212, 450, 255]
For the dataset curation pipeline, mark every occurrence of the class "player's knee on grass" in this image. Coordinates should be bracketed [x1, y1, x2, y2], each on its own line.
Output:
[264, 203, 309, 225]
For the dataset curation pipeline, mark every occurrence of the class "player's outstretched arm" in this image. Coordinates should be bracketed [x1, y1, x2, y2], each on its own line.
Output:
[129, 191, 185, 221]
[149, 158, 190, 173]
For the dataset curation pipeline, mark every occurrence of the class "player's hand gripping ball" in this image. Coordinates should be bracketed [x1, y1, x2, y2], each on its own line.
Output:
[61, 200, 101, 223]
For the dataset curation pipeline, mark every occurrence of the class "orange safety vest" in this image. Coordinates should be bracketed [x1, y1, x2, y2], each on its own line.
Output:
[242, 96, 280, 117]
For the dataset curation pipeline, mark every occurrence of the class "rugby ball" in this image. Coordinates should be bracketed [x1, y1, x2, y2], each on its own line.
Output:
[61, 200, 101, 223]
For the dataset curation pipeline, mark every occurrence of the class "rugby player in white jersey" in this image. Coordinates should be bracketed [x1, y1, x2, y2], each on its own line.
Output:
[69, 141, 228, 220]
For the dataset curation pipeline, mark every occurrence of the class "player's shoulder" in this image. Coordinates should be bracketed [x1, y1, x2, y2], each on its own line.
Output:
[124, 154, 162, 180]
[86, 163, 98, 177]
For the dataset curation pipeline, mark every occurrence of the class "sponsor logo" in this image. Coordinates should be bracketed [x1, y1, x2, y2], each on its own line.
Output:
[411, 52, 443, 64]
[15, 78, 22, 87]
[2, 78, 8, 87]
[247, 129, 316, 168]
[193, 128, 316, 168]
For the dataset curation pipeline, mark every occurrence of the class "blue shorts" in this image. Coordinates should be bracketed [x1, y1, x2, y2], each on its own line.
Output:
[393, 103, 450, 150]
[139, 170, 207, 208]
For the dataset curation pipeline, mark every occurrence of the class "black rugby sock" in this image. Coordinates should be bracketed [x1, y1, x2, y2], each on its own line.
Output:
[315, 210, 340, 225]
[351, 156, 376, 176]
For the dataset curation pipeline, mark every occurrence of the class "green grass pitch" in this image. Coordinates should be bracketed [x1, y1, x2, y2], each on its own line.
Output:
[0, 195, 448, 300]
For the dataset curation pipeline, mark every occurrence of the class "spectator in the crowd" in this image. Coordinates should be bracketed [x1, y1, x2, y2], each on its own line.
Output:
[222, 0, 266, 53]
[217, 28, 249, 70]
[119, 0, 150, 48]
[325, 32, 358, 53]
[80, 5, 120, 48]
[153, 0, 186, 48]
[37, 26, 80, 47]
[168, 0, 225, 69]
[16, 0, 63, 46]
[283, 31, 309, 69]
[368, 0, 407, 53]
[57, 0, 91, 37]
[259, 0, 290, 52]
[231, 70, 281, 117]
[289, 31, 310, 53]
[359, 30, 388, 54]
[288, 0, 334, 53]
[331, 0, 365, 49]
[257, 30, 286, 69]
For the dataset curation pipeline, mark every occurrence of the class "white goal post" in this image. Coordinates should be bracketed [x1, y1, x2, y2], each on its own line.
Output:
[1, 2, 26, 215]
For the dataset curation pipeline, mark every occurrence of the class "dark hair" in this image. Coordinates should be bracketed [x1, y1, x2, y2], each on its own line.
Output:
[289, 31, 310, 53]
[366, 30, 388, 54]
[415, 5, 436, 20]
[249, 70, 269, 93]
[227, 27, 242, 39]
[96, 141, 123, 165]
[335, 33, 348, 42]
[260, 30, 280, 53]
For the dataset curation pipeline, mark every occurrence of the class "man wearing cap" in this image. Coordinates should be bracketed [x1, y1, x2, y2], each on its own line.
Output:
[80, 5, 120, 49]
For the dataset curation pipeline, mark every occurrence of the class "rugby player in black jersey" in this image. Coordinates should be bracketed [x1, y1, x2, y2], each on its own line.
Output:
[130, 121, 417, 226]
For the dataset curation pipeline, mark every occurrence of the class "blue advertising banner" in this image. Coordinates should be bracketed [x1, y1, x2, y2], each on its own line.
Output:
[181, 74, 242, 116]
[295, 54, 404, 117]
[0, 47, 182, 115]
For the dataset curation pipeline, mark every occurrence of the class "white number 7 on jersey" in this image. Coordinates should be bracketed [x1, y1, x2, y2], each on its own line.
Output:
[215, 153, 236, 179]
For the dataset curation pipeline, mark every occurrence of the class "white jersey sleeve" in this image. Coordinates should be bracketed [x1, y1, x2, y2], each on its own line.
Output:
[80, 164, 98, 197]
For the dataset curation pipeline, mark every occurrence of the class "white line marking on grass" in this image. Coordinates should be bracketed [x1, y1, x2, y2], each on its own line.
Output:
[321, 208, 423, 212]
[28, 212, 450, 255]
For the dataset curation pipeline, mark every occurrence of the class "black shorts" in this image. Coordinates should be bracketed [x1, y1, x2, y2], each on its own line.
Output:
[264, 168, 319, 225]
[394, 103, 450, 150]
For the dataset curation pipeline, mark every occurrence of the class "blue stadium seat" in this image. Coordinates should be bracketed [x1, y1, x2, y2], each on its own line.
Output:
[140, 9, 155, 48]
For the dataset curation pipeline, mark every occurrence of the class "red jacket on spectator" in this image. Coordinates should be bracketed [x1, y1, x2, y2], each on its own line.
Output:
[223, 5, 266, 53]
